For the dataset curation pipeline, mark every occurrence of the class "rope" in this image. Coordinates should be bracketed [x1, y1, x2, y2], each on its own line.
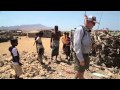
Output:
[84, 11, 86, 24]
[97, 11, 103, 30]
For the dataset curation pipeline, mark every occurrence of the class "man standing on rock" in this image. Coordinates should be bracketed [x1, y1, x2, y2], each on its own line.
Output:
[50, 25, 61, 61]
[73, 15, 99, 79]
[35, 31, 45, 65]
[9, 38, 23, 79]
[33, 33, 39, 53]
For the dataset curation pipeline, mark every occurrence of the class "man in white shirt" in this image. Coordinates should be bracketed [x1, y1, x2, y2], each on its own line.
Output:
[35, 31, 45, 65]
[74, 15, 99, 79]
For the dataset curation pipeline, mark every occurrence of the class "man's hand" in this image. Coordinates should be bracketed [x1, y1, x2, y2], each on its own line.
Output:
[80, 60, 85, 66]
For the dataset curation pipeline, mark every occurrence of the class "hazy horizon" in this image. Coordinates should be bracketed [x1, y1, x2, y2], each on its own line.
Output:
[0, 11, 120, 31]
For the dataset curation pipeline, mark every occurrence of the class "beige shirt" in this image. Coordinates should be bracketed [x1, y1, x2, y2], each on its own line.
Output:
[36, 37, 43, 48]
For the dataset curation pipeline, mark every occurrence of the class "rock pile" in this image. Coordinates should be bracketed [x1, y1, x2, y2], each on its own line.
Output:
[0, 47, 120, 79]
[0, 51, 74, 79]
[91, 31, 120, 68]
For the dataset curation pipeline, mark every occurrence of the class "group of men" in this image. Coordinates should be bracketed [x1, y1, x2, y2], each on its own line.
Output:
[34, 25, 63, 62]
[8, 15, 98, 79]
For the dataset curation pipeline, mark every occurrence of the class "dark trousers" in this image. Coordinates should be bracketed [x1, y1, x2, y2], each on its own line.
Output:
[63, 44, 66, 53]
[65, 45, 70, 57]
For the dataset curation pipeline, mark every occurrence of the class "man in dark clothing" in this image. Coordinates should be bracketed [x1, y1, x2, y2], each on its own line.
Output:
[65, 32, 71, 60]
[9, 38, 23, 79]
[34, 33, 39, 53]
[50, 25, 61, 60]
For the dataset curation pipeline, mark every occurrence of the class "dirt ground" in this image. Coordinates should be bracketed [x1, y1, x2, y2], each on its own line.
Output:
[0, 36, 63, 55]
[0, 36, 120, 79]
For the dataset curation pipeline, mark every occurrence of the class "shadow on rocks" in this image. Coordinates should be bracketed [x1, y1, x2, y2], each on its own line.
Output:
[42, 63, 56, 73]
[55, 59, 72, 65]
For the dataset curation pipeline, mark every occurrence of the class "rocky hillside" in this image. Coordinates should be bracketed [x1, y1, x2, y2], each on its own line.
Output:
[0, 24, 53, 33]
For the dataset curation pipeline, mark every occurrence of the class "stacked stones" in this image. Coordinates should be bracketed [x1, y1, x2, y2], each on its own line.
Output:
[91, 31, 120, 68]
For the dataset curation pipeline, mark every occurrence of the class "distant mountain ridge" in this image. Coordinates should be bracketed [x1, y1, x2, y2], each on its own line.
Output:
[0, 24, 53, 31]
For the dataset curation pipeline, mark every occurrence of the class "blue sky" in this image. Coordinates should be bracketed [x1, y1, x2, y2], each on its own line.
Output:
[0, 11, 120, 31]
